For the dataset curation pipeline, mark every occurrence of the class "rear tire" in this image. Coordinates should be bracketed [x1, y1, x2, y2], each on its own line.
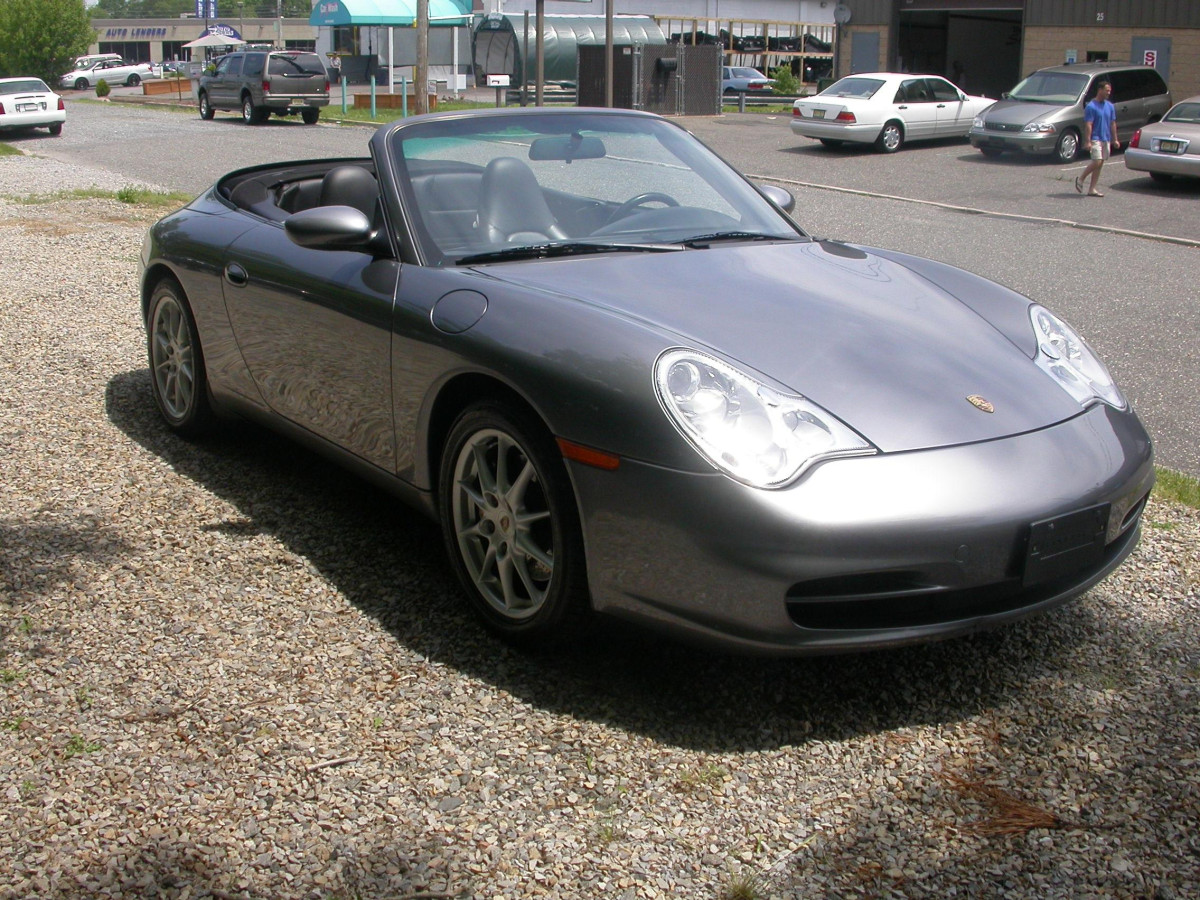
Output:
[198, 92, 214, 120]
[241, 94, 263, 125]
[127, 74, 141, 87]
[1149, 172, 1172, 183]
[48, 123, 63, 136]
[819, 138, 844, 149]
[301, 108, 319, 125]
[147, 280, 214, 438]
[438, 400, 589, 648]
[875, 121, 904, 153]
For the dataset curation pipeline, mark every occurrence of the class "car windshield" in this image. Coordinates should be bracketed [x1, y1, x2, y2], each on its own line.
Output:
[0, 79, 50, 94]
[1164, 101, 1200, 124]
[1008, 71, 1088, 104]
[818, 77, 885, 99]
[387, 111, 804, 266]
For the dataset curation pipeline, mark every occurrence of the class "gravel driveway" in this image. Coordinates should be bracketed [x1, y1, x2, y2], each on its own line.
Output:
[1, 150, 1197, 900]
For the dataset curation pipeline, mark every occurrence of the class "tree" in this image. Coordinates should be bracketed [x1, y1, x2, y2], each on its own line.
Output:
[0, 0, 95, 83]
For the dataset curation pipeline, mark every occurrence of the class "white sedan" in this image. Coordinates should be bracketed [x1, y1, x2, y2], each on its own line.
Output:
[792, 72, 994, 153]
[60, 58, 155, 91]
[0, 78, 65, 136]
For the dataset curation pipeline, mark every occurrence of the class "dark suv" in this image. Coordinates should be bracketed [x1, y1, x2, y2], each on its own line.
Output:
[968, 63, 1171, 162]
[198, 50, 329, 125]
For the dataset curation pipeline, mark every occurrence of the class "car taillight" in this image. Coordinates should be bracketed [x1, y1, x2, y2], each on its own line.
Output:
[262, 80, 271, 93]
[792, 107, 802, 117]
[0, 102, 5, 115]
[57, 98, 65, 111]
[836, 111, 856, 123]
[324, 80, 330, 92]
[1130, 128, 1142, 149]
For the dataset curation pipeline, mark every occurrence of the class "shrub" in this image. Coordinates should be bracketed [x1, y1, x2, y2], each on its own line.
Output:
[770, 65, 799, 96]
[95, 79, 111, 98]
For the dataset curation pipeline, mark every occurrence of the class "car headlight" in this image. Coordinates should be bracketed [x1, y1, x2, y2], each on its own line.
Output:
[1022, 121, 1057, 134]
[1030, 306, 1125, 409]
[654, 349, 874, 488]
[972, 115, 985, 128]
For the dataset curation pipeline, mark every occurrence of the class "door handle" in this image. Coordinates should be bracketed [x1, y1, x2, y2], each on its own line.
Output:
[224, 263, 248, 287]
[898, 104, 908, 109]
[937, 103, 947, 108]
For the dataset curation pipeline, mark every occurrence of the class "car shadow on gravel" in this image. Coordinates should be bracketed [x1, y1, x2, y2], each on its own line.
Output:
[106, 368, 1102, 753]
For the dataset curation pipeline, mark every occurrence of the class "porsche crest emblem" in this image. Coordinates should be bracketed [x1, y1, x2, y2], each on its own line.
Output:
[967, 395, 994, 414]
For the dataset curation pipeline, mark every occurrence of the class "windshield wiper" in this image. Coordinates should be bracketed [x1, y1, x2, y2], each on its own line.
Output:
[456, 241, 681, 265]
[678, 231, 803, 248]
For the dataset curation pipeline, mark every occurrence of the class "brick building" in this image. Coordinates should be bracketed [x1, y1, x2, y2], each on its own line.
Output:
[836, 1, 1198, 100]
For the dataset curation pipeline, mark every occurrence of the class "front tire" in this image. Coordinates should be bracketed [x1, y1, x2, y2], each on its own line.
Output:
[438, 401, 588, 647]
[75, 78, 88, 91]
[198, 91, 214, 120]
[147, 280, 214, 438]
[978, 146, 1002, 157]
[1054, 128, 1080, 163]
[819, 138, 844, 149]
[875, 121, 904, 153]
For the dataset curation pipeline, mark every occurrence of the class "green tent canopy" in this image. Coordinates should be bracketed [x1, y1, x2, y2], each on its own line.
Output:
[473, 14, 667, 86]
[310, 0, 471, 28]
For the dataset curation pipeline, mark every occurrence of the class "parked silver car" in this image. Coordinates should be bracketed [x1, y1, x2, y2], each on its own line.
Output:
[198, 49, 329, 125]
[969, 62, 1171, 163]
[59, 58, 155, 91]
[1125, 95, 1200, 183]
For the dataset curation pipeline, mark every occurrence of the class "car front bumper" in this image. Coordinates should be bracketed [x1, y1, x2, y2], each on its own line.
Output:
[969, 127, 1059, 154]
[569, 402, 1154, 655]
[791, 119, 880, 144]
[1125, 146, 1200, 178]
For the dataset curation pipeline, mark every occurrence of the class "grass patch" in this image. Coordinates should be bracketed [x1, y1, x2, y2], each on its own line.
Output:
[1153, 466, 1200, 509]
[13, 186, 192, 207]
[324, 97, 493, 125]
[0, 142, 22, 157]
[722, 102, 795, 115]
[63, 734, 101, 759]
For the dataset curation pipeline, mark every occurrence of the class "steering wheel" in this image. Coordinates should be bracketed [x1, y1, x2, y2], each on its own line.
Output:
[605, 191, 679, 225]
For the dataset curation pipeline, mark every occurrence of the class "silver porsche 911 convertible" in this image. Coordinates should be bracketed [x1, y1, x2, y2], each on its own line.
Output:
[140, 107, 1154, 654]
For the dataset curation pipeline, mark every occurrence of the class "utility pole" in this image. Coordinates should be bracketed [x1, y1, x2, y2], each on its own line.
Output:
[416, 0, 429, 114]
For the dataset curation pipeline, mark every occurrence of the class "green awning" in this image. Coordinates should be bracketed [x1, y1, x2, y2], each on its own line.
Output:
[310, 0, 471, 28]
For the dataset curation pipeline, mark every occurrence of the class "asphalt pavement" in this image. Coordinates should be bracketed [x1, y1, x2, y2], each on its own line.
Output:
[15, 96, 1200, 478]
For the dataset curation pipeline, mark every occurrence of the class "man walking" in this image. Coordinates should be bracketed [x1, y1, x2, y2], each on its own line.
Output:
[1075, 80, 1120, 197]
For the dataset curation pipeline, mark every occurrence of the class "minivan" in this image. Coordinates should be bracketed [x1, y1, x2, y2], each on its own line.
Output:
[968, 63, 1171, 163]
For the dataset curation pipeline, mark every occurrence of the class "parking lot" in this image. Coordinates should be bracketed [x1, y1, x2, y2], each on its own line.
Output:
[0, 101, 1197, 899]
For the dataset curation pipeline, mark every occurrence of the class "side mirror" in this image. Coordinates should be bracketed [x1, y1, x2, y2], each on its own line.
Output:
[285, 206, 374, 250]
[756, 182, 796, 215]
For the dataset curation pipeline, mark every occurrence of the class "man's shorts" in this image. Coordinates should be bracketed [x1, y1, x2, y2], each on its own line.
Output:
[1089, 142, 1111, 161]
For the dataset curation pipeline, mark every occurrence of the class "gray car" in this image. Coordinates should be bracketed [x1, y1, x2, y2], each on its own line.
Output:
[198, 49, 329, 125]
[1125, 95, 1200, 183]
[139, 107, 1153, 655]
[969, 62, 1171, 162]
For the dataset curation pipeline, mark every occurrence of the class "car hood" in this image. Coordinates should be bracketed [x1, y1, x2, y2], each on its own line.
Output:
[981, 99, 1072, 126]
[479, 241, 1085, 454]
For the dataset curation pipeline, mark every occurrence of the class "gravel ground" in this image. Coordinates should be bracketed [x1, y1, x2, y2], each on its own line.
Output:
[1, 149, 1198, 900]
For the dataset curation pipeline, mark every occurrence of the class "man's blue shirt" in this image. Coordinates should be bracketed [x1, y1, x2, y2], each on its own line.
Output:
[1085, 98, 1117, 142]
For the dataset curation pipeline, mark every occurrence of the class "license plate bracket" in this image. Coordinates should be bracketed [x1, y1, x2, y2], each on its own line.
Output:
[1023, 504, 1109, 587]
[1159, 139, 1180, 153]
[813, 109, 825, 119]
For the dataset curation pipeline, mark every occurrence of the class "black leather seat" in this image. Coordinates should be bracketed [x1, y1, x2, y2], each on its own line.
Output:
[476, 157, 567, 245]
[320, 165, 379, 218]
